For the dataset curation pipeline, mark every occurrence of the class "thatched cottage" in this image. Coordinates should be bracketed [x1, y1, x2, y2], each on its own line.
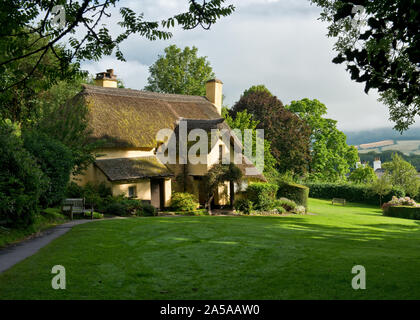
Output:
[73, 69, 265, 209]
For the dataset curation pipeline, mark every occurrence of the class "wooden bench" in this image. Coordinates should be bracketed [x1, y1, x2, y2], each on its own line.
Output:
[332, 198, 346, 206]
[61, 198, 94, 220]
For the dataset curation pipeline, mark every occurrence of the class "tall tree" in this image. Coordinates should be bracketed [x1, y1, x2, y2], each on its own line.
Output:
[349, 165, 377, 184]
[286, 98, 358, 181]
[370, 175, 392, 206]
[223, 109, 278, 177]
[0, 1, 234, 104]
[383, 153, 420, 196]
[230, 90, 311, 175]
[310, 0, 420, 131]
[144, 45, 215, 95]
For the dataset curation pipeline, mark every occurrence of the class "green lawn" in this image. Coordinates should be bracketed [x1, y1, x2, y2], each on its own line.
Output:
[1, 198, 420, 299]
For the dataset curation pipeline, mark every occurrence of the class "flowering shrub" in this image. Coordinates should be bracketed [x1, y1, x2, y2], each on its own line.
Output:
[293, 205, 306, 215]
[382, 196, 419, 213]
[388, 196, 418, 207]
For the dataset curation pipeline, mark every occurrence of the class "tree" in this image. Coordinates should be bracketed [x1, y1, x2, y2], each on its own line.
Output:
[203, 164, 242, 215]
[349, 165, 377, 184]
[23, 129, 74, 207]
[32, 75, 98, 175]
[144, 45, 215, 95]
[0, 120, 47, 227]
[310, 0, 420, 131]
[286, 98, 358, 181]
[230, 90, 311, 175]
[383, 153, 420, 197]
[242, 85, 272, 98]
[223, 109, 278, 176]
[370, 175, 392, 206]
[0, 1, 234, 104]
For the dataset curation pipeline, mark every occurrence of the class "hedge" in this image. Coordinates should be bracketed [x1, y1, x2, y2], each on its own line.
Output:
[383, 206, 420, 220]
[304, 182, 405, 206]
[277, 182, 309, 209]
[246, 183, 278, 211]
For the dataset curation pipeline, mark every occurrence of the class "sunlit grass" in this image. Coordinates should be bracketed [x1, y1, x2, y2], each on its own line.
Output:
[1, 198, 420, 299]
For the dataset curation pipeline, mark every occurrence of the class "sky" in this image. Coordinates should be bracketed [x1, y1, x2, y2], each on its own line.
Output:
[81, 0, 399, 132]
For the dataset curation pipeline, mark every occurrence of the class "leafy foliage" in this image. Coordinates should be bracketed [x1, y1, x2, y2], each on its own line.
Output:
[170, 192, 199, 212]
[275, 198, 297, 212]
[34, 76, 98, 175]
[0, 120, 47, 227]
[370, 175, 393, 206]
[306, 181, 405, 206]
[233, 198, 254, 215]
[382, 153, 420, 197]
[310, 0, 420, 131]
[230, 90, 311, 175]
[246, 183, 278, 211]
[223, 109, 277, 176]
[286, 98, 358, 181]
[277, 182, 309, 209]
[383, 205, 420, 220]
[23, 129, 74, 207]
[242, 85, 272, 98]
[145, 45, 215, 95]
[348, 165, 377, 184]
[0, 1, 234, 92]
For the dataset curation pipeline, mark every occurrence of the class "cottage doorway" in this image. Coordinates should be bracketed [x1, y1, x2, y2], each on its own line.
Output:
[150, 179, 165, 209]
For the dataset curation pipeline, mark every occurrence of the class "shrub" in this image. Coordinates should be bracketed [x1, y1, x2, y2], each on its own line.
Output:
[23, 129, 74, 207]
[246, 183, 278, 211]
[275, 198, 297, 212]
[277, 182, 309, 209]
[234, 198, 254, 214]
[293, 205, 306, 214]
[104, 202, 127, 216]
[0, 121, 47, 227]
[274, 206, 286, 214]
[305, 182, 405, 205]
[170, 192, 199, 212]
[135, 202, 157, 217]
[383, 206, 420, 220]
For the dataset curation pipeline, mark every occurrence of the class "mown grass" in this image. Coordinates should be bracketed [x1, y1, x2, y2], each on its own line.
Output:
[1, 198, 420, 299]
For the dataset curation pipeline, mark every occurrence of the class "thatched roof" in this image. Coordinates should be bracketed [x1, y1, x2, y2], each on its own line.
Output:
[80, 85, 222, 149]
[95, 156, 173, 182]
[79, 84, 266, 182]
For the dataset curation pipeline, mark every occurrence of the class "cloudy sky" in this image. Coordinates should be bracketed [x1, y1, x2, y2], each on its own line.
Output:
[81, 0, 397, 131]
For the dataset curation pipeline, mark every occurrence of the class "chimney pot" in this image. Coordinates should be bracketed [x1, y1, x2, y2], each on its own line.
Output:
[95, 69, 118, 88]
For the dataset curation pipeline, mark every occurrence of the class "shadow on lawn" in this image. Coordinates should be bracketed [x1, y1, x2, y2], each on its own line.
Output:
[260, 216, 420, 244]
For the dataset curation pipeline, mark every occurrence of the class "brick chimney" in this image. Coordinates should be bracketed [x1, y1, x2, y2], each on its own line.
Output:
[95, 69, 118, 88]
[205, 79, 223, 115]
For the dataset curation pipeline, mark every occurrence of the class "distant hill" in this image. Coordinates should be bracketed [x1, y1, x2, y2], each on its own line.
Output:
[344, 127, 420, 146]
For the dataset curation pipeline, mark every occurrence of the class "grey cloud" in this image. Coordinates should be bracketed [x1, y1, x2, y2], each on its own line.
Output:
[81, 0, 401, 131]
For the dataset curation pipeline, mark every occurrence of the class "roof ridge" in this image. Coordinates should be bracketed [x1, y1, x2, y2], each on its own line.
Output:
[82, 84, 209, 103]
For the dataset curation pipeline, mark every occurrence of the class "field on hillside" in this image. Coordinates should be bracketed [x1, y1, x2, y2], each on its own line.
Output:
[358, 140, 420, 155]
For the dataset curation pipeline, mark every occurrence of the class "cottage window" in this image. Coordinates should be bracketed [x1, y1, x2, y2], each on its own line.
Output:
[128, 186, 137, 198]
[219, 145, 223, 163]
